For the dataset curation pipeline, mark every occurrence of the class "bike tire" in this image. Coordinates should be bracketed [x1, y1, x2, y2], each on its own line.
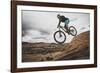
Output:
[69, 26, 77, 36]
[54, 30, 66, 44]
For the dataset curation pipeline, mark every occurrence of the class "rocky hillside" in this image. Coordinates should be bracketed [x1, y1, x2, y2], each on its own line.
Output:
[58, 31, 90, 60]
[22, 31, 90, 62]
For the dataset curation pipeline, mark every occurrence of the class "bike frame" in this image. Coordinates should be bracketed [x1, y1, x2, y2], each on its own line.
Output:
[58, 26, 68, 33]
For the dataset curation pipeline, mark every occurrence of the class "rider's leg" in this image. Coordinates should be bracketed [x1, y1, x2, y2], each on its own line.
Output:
[64, 20, 69, 30]
[64, 20, 70, 34]
[64, 25, 68, 31]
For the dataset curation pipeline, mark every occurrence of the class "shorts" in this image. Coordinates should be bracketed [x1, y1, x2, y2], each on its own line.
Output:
[65, 19, 69, 25]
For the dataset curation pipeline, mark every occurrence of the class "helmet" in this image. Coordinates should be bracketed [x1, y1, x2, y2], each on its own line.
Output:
[57, 14, 60, 18]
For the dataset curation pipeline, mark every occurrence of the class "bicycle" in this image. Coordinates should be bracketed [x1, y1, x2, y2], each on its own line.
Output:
[54, 25, 77, 44]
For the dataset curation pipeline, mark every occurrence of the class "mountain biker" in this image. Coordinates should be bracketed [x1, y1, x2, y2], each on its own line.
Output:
[57, 14, 70, 31]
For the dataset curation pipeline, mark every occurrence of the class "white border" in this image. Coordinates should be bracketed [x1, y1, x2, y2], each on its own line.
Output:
[17, 5, 94, 68]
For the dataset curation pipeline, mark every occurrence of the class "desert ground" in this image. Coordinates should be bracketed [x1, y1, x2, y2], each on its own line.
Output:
[22, 31, 90, 62]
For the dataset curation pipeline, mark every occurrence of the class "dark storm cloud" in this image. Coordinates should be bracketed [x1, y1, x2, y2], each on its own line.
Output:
[22, 22, 50, 37]
[32, 37, 47, 40]
[22, 10, 51, 37]
[22, 20, 33, 31]
[39, 29, 50, 35]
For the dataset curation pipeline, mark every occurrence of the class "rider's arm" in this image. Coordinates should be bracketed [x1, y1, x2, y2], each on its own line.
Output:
[57, 20, 61, 28]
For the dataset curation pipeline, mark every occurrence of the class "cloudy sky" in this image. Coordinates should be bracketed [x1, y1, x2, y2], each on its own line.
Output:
[22, 10, 90, 43]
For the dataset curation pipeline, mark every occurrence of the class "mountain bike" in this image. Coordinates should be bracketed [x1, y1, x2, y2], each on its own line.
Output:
[54, 25, 77, 44]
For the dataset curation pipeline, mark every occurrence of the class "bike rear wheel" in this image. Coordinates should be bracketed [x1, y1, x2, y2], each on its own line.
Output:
[69, 26, 77, 36]
[54, 30, 66, 44]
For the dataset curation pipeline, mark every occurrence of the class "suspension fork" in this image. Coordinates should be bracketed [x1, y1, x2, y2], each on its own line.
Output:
[58, 27, 62, 37]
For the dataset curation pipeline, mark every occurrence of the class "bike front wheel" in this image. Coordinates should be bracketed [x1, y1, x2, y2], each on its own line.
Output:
[69, 26, 77, 36]
[54, 30, 66, 44]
